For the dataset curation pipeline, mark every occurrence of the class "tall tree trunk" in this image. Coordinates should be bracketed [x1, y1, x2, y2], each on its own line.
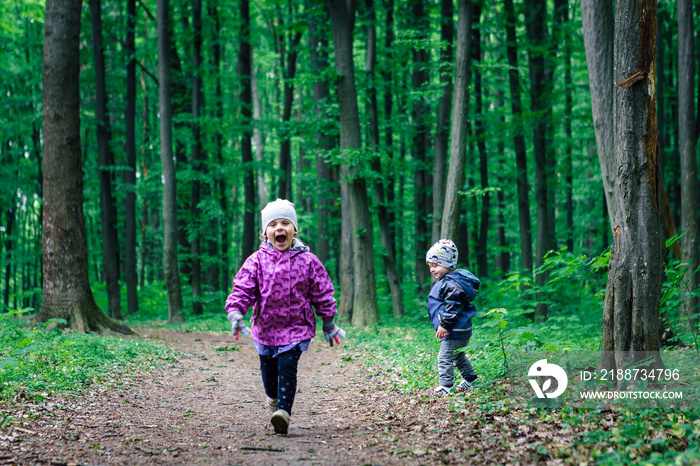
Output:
[494, 89, 510, 277]
[599, 0, 664, 372]
[431, 0, 454, 244]
[157, 0, 185, 323]
[90, 0, 122, 320]
[328, 0, 379, 327]
[36, 0, 133, 334]
[208, 0, 228, 291]
[124, 0, 139, 314]
[365, 0, 404, 319]
[252, 60, 267, 209]
[472, 0, 489, 278]
[503, 0, 532, 274]
[239, 0, 256, 262]
[527, 0, 549, 322]
[310, 1, 335, 265]
[440, 0, 471, 242]
[411, 0, 431, 292]
[190, 0, 204, 314]
[580, 0, 616, 232]
[383, 0, 397, 269]
[275, 8, 303, 201]
[3, 207, 14, 309]
[678, 0, 699, 322]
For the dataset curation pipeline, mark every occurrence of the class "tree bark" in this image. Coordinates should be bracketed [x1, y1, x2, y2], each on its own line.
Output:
[678, 0, 699, 322]
[431, 0, 454, 244]
[580, 0, 617, 233]
[90, 0, 123, 321]
[472, 0, 489, 278]
[503, 0, 532, 274]
[36, 0, 133, 334]
[440, 0, 471, 242]
[328, 0, 379, 327]
[157, 0, 185, 323]
[527, 0, 549, 322]
[600, 0, 664, 372]
[239, 0, 256, 262]
[411, 0, 431, 292]
[124, 0, 139, 314]
[365, 0, 404, 319]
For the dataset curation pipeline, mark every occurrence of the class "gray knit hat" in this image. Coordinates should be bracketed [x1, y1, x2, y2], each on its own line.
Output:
[426, 239, 458, 270]
[261, 199, 298, 233]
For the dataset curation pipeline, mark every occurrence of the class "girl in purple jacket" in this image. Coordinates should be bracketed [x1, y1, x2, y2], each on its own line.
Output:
[225, 199, 345, 434]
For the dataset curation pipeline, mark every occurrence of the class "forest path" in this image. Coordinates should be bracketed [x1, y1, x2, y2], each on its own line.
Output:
[2, 329, 561, 465]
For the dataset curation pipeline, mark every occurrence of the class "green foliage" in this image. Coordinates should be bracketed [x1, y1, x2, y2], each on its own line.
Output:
[0, 311, 176, 403]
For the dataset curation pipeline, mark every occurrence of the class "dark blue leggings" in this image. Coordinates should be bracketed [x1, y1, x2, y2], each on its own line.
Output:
[259, 346, 302, 415]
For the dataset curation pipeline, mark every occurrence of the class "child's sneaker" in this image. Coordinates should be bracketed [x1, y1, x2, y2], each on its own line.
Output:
[266, 396, 278, 413]
[433, 385, 453, 396]
[271, 409, 290, 434]
[454, 380, 473, 392]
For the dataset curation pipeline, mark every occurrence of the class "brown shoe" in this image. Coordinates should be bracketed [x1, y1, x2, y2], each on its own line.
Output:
[271, 409, 290, 434]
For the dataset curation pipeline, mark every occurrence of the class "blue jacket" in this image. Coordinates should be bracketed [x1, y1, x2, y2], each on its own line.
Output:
[428, 269, 480, 340]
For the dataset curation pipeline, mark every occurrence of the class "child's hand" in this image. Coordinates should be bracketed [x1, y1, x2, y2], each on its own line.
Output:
[436, 326, 448, 339]
[228, 311, 251, 340]
[323, 326, 346, 347]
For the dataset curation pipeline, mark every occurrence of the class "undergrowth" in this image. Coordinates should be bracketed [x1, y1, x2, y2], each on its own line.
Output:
[0, 311, 177, 404]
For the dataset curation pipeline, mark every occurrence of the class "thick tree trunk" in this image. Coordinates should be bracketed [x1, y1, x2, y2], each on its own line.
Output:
[440, 0, 471, 242]
[36, 0, 133, 335]
[431, 0, 454, 244]
[124, 0, 139, 314]
[600, 0, 664, 372]
[90, 0, 122, 321]
[157, 0, 185, 323]
[678, 0, 699, 322]
[366, 0, 404, 319]
[239, 0, 256, 262]
[503, 0, 532, 274]
[328, 0, 378, 327]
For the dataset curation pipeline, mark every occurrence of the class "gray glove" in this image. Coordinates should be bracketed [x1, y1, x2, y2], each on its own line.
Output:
[322, 320, 346, 347]
[228, 311, 251, 340]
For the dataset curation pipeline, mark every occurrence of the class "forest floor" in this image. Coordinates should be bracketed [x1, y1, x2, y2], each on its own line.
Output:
[0, 329, 577, 465]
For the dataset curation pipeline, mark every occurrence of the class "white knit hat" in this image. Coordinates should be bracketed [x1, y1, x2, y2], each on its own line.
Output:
[426, 239, 458, 270]
[261, 199, 298, 233]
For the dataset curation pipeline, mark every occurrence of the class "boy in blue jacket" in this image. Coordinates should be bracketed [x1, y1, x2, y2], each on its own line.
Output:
[426, 239, 479, 395]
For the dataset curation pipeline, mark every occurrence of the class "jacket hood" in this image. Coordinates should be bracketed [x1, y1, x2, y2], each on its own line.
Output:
[259, 237, 310, 255]
[447, 269, 480, 301]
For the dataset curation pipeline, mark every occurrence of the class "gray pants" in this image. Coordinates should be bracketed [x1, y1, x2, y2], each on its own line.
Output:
[438, 338, 476, 388]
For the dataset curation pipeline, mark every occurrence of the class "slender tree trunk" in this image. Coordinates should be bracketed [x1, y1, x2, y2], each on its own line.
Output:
[600, 0, 664, 372]
[431, 0, 454, 244]
[527, 0, 549, 322]
[90, 0, 123, 320]
[383, 0, 397, 269]
[36, 0, 133, 334]
[252, 60, 267, 209]
[3, 207, 14, 309]
[678, 0, 699, 322]
[239, 0, 256, 262]
[124, 0, 138, 314]
[581, 0, 617, 232]
[411, 0, 431, 292]
[366, 0, 404, 319]
[157, 0, 185, 323]
[441, 0, 472, 242]
[472, 0, 489, 278]
[494, 89, 510, 277]
[329, 0, 379, 326]
[189, 0, 204, 314]
[503, 0, 532, 274]
[310, 1, 335, 264]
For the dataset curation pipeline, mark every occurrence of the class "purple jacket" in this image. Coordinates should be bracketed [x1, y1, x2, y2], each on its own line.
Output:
[225, 239, 337, 346]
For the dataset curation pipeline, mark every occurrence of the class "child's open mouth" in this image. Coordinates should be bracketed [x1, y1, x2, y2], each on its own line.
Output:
[275, 234, 287, 245]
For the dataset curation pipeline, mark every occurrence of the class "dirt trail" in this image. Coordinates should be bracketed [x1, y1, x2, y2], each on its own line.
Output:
[0, 329, 553, 465]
